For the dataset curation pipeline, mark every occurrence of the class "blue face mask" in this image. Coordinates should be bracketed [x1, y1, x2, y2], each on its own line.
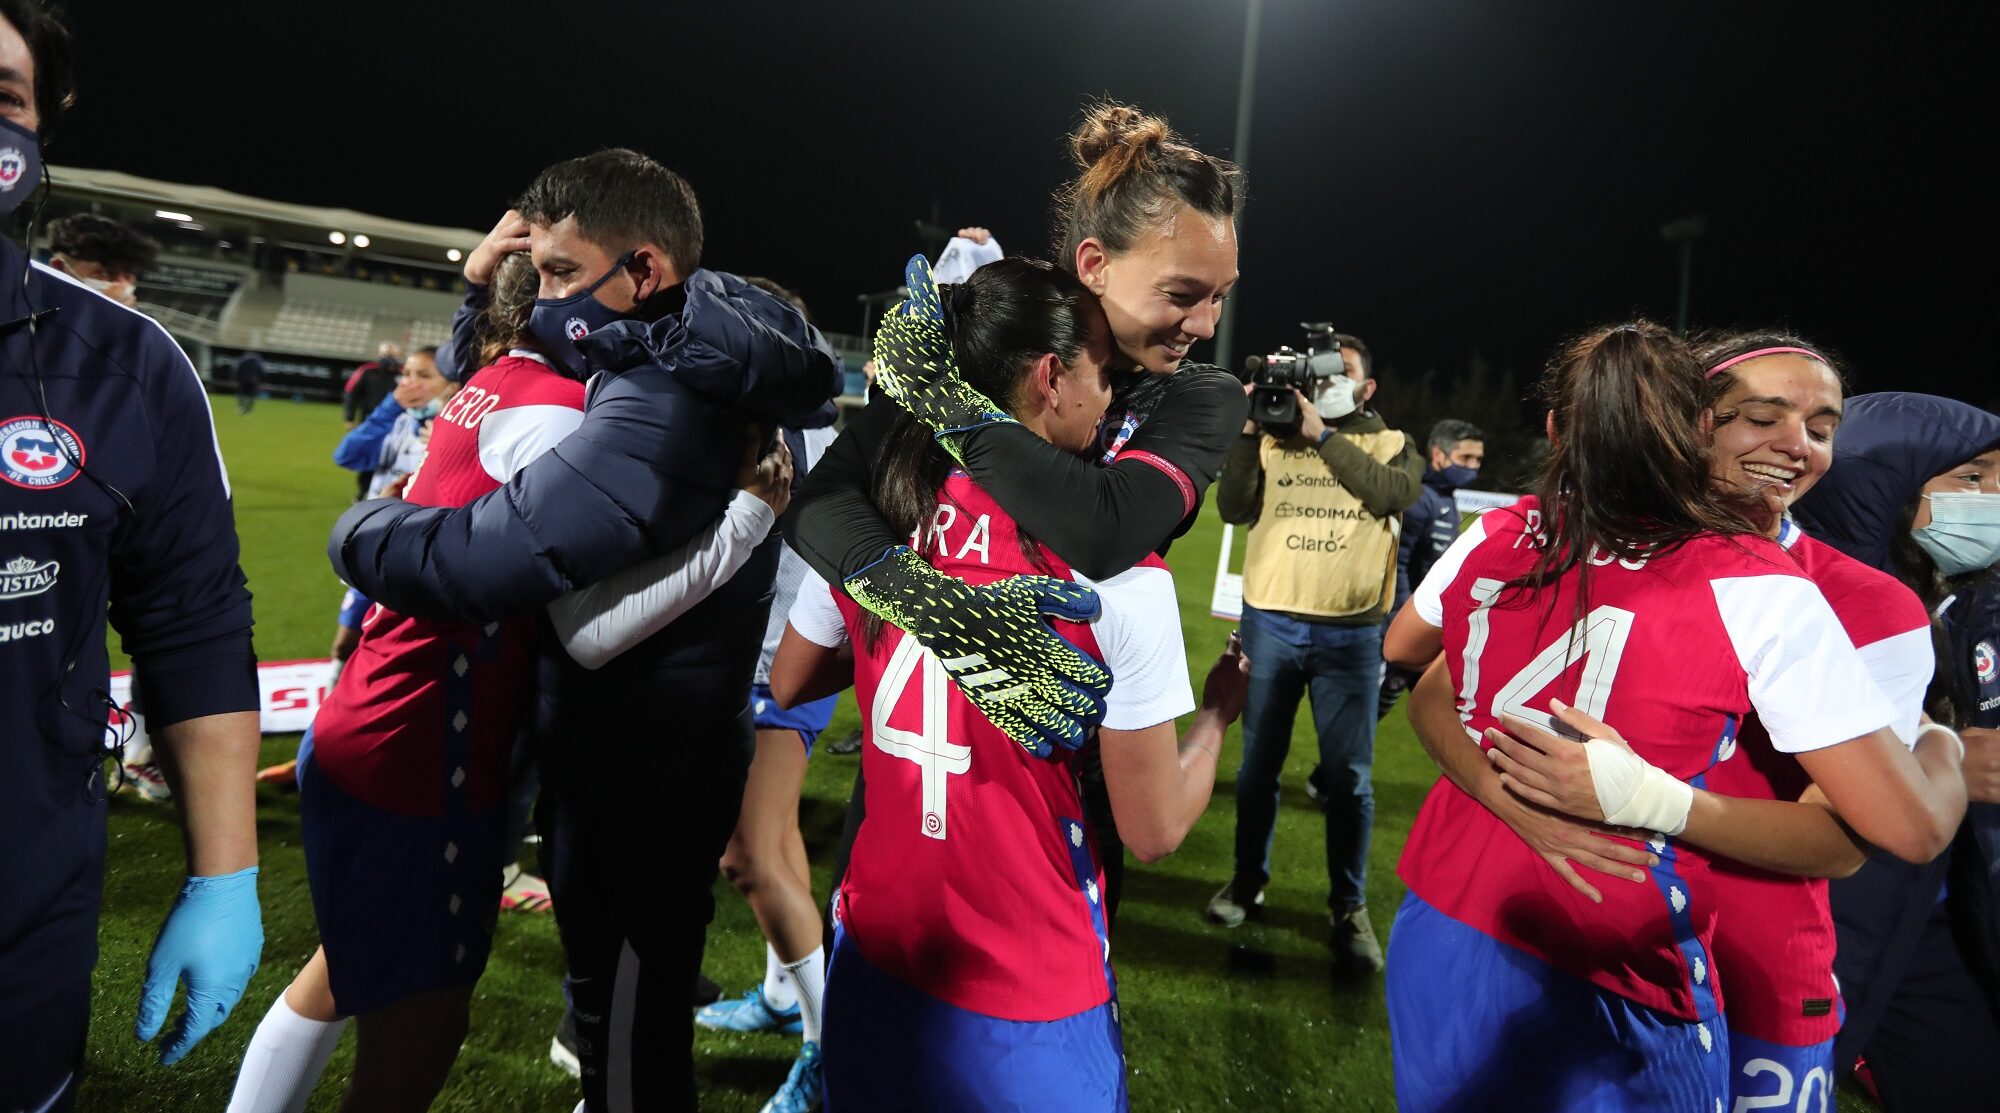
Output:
[1913, 491, 2000, 577]
[1434, 464, 1478, 491]
[528, 252, 637, 373]
[0, 116, 44, 220]
[405, 397, 444, 420]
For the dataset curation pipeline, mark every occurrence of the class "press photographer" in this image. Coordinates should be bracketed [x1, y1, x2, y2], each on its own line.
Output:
[1206, 329, 1421, 976]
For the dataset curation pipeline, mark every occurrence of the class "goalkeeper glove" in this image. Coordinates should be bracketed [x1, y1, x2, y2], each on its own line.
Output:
[872, 254, 1016, 460]
[845, 545, 1110, 757]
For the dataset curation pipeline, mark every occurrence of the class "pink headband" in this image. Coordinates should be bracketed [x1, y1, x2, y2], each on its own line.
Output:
[1704, 346, 1826, 379]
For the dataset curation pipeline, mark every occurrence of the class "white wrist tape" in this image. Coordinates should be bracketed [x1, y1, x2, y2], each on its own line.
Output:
[1916, 722, 1965, 763]
[1583, 738, 1693, 836]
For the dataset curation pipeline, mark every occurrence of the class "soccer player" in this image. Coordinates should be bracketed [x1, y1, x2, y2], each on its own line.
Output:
[230, 250, 791, 1113]
[1399, 335, 1946, 1111]
[1379, 322, 1964, 1112]
[785, 100, 1247, 760]
[770, 256, 1248, 1112]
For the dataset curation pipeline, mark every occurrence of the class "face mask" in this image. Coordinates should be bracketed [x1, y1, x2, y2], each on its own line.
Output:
[528, 252, 637, 373]
[1314, 376, 1360, 421]
[1913, 491, 2000, 576]
[0, 116, 43, 219]
[406, 397, 444, 420]
[1435, 464, 1479, 490]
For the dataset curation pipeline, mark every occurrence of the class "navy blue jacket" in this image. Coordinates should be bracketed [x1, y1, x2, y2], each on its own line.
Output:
[1793, 392, 2000, 1066]
[0, 239, 257, 999]
[1393, 469, 1464, 619]
[329, 270, 839, 790]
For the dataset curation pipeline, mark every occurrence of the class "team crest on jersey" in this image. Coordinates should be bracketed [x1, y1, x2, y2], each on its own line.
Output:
[564, 317, 591, 341]
[0, 148, 24, 191]
[0, 416, 84, 490]
[1977, 642, 1996, 684]
[0, 555, 58, 599]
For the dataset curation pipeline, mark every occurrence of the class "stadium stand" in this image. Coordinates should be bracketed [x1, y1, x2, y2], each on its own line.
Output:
[11, 165, 488, 399]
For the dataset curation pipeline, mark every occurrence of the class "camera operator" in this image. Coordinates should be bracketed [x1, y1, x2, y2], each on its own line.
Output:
[1205, 331, 1420, 977]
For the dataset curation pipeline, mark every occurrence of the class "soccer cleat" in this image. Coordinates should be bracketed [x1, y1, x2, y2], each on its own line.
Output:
[255, 759, 299, 789]
[1206, 881, 1265, 928]
[1332, 904, 1386, 975]
[118, 761, 173, 803]
[1304, 765, 1325, 805]
[824, 729, 862, 756]
[695, 988, 803, 1035]
[549, 1008, 580, 1079]
[759, 1041, 823, 1113]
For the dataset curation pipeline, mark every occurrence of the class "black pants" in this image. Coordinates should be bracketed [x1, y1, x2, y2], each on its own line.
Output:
[540, 710, 753, 1113]
[0, 976, 89, 1113]
[1856, 904, 2000, 1113]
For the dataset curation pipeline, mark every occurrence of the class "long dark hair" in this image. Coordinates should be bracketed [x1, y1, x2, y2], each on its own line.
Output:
[1515, 321, 1756, 598]
[475, 252, 545, 370]
[1050, 101, 1244, 271]
[862, 257, 1102, 645]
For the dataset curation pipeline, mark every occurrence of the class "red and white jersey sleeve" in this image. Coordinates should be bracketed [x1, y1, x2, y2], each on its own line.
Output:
[787, 567, 848, 649]
[1704, 526, 1931, 1047]
[1078, 565, 1196, 730]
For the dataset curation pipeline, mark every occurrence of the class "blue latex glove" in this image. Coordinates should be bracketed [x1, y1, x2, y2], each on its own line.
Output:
[136, 866, 263, 1065]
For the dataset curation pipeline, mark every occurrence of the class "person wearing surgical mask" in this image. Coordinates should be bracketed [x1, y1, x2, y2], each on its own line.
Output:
[1791, 392, 2000, 1111]
[44, 212, 156, 308]
[1207, 331, 1423, 974]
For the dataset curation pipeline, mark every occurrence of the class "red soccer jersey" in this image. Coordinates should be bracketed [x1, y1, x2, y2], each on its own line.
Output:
[1704, 523, 1931, 1045]
[792, 473, 1194, 1023]
[311, 354, 585, 814]
[1397, 498, 1897, 1022]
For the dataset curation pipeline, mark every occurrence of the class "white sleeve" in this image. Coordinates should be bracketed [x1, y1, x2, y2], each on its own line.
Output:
[786, 568, 849, 648]
[1711, 575, 1901, 754]
[1412, 512, 1490, 627]
[480, 403, 586, 482]
[1856, 626, 1934, 748]
[547, 492, 776, 669]
[1083, 566, 1198, 731]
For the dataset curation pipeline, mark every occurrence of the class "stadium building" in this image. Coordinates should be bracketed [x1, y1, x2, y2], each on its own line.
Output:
[11, 166, 872, 401]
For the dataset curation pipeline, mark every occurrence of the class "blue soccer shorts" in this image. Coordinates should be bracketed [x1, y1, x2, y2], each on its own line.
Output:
[1386, 891, 1730, 1113]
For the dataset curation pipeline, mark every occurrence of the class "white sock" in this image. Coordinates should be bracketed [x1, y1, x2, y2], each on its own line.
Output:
[762, 943, 797, 1012]
[226, 995, 348, 1113]
[784, 946, 826, 1045]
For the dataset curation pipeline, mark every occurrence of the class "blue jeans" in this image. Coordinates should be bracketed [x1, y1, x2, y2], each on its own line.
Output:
[1231, 605, 1381, 910]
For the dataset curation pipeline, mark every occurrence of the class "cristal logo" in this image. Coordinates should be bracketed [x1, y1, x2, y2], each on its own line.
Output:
[564, 317, 590, 341]
[0, 148, 22, 190]
[0, 555, 58, 600]
[1978, 641, 1996, 684]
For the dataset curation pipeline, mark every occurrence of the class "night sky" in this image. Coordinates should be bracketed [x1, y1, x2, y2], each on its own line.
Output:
[47, 1, 1991, 401]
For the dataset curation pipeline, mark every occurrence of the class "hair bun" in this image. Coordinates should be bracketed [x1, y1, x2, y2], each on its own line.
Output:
[1071, 101, 1170, 169]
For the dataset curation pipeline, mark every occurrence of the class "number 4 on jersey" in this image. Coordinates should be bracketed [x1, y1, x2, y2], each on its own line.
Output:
[872, 634, 973, 841]
[1464, 576, 1636, 729]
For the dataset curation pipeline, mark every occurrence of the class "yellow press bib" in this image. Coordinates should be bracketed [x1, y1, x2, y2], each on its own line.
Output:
[1241, 430, 1407, 619]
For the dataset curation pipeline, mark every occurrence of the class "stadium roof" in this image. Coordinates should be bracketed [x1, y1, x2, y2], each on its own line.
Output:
[45, 164, 486, 256]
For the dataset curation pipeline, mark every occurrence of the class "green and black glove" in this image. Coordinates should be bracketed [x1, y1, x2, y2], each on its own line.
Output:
[872, 254, 1016, 462]
[844, 545, 1111, 758]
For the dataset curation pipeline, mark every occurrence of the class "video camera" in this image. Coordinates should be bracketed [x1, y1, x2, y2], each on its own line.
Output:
[1239, 322, 1344, 433]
